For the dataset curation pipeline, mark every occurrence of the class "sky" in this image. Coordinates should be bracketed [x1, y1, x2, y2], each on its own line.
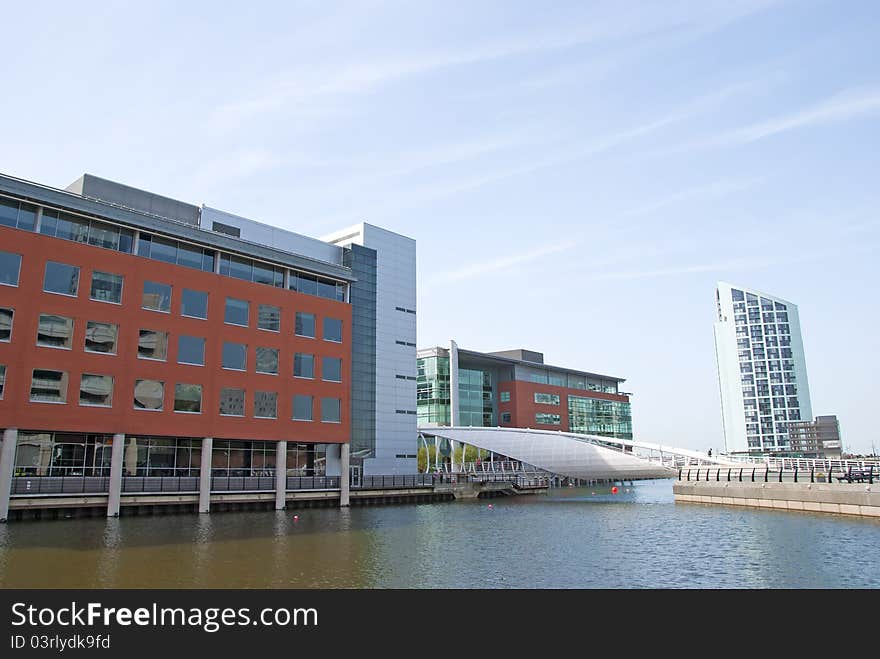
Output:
[2, 0, 878, 454]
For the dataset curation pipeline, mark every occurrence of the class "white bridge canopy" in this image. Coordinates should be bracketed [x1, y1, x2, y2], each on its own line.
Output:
[418, 427, 677, 481]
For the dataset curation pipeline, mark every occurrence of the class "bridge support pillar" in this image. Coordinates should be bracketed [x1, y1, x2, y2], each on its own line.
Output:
[0, 428, 17, 523]
[106, 433, 125, 518]
[275, 440, 287, 510]
[199, 437, 213, 514]
[340, 443, 350, 507]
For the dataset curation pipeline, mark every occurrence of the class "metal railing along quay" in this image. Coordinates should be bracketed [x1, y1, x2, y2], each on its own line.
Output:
[679, 464, 877, 484]
[10, 476, 112, 496]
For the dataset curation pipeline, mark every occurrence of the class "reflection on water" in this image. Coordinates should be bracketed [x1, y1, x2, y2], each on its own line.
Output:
[1, 480, 879, 588]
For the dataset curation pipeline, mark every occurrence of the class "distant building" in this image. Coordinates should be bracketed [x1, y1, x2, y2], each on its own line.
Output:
[417, 343, 632, 439]
[787, 415, 842, 458]
[713, 282, 813, 455]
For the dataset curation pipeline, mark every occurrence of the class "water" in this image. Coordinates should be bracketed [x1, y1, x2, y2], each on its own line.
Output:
[1, 480, 879, 588]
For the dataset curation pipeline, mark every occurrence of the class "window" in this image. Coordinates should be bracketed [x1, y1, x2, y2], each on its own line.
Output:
[36, 314, 74, 349]
[142, 281, 171, 312]
[219, 254, 284, 287]
[85, 321, 118, 354]
[181, 289, 208, 319]
[0, 251, 22, 286]
[225, 297, 249, 326]
[324, 317, 342, 342]
[0, 364, 5, 399]
[500, 391, 510, 403]
[289, 272, 346, 301]
[0, 308, 12, 342]
[133, 379, 164, 410]
[254, 391, 277, 419]
[501, 412, 511, 423]
[178, 335, 205, 366]
[30, 369, 68, 403]
[174, 383, 202, 413]
[222, 342, 247, 370]
[322, 357, 342, 382]
[294, 353, 314, 379]
[292, 395, 313, 421]
[89, 271, 124, 304]
[41, 210, 133, 254]
[256, 347, 279, 375]
[0, 197, 36, 230]
[535, 413, 561, 425]
[295, 312, 315, 338]
[43, 261, 80, 296]
[79, 373, 113, 407]
[258, 304, 280, 332]
[137, 233, 214, 271]
[321, 397, 341, 423]
[138, 329, 169, 361]
[219, 387, 245, 416]
[534, 392, 560, 405]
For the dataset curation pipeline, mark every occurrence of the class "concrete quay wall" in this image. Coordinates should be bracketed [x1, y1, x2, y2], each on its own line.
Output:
[673, 481, 880, 518]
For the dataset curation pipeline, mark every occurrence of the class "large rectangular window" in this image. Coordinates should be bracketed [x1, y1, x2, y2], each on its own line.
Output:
[0, 197, 37, 230]
[323, 318, 342, 342]
[292, 395, 313, 421]
[137, 234, 213, 271]
[222, 342, 247, 370]
[30, 369, 68, 403]
[79, 373, 114, 407]
[178, 335, 206, 366]
[534, 392, 560, 405]
[36, 314, 74, 349]
[322, 357, 342, 382]
[256, 347, 279, 375]
[219, 387, 245, 416]
[321, 397, 341, 423]
[133, 379, 164, 410]
[0, 251, 22, 286]
[295, 312, 315, 338]
[293, 353, 314, 379]
[41, 209, 133, 254]
[219, 254, 284, 287]
[500, 391, 510, 402]
[85, 321, 118, 354]
[535, 413, 561, 425]
[43, 261, 80, 297]
[0, 308, 12, 342]
[254, 391, 277, 419]
[138, 329, 169, 361]
[174, 383, 202, 413]
[181, 289, 208, 319]
[258, 304, 280, 332]
[142, 281, 171, 312]
[89, 271, 123, 304]
[225, 297, 249, 326]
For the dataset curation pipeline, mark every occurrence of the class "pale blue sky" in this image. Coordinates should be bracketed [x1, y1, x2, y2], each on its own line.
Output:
[2, 1, 878, 453]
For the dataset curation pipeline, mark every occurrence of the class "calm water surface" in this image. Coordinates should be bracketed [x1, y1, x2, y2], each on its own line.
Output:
[1, 480, 879, 588]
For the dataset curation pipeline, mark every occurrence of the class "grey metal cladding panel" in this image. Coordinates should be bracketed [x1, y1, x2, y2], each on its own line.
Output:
[75, 173, 201, 226]
[0, 174, 355, 282]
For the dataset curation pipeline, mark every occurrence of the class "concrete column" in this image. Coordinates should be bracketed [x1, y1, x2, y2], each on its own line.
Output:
[340, 443, 350, 507]
[106, 433, 125, 518]
[34, 207, 43, 233]
[0, 428, 17, 523]
[199, 437, 213, 514]
[213, 251, 221, 274]
[275, 440, 287, 510]
[450, 339, 460, 427]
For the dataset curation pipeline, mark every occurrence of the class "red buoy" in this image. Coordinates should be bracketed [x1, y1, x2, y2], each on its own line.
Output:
[611, 486, 619, 494]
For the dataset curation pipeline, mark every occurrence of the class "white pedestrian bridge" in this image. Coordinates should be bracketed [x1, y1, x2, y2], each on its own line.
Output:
[417, 426, 736, 482]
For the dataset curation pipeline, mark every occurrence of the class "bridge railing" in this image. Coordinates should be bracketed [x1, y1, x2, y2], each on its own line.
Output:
[678, 464, 878, 484]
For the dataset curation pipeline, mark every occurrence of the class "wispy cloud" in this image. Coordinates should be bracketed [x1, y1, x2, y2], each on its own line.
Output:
[622, 176, 768, 217]
[431, 242, 578, 284]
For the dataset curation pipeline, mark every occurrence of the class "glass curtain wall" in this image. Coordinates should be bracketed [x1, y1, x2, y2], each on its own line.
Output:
[417, 355, 451, 425]
[568, 396, 633, 439]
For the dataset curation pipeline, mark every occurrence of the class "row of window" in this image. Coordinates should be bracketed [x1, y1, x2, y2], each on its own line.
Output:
[0, 196, 348, 302]
[0, 254, 345, 340]
[3, 367, 340, 422]
[0, 309, 344, 380]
